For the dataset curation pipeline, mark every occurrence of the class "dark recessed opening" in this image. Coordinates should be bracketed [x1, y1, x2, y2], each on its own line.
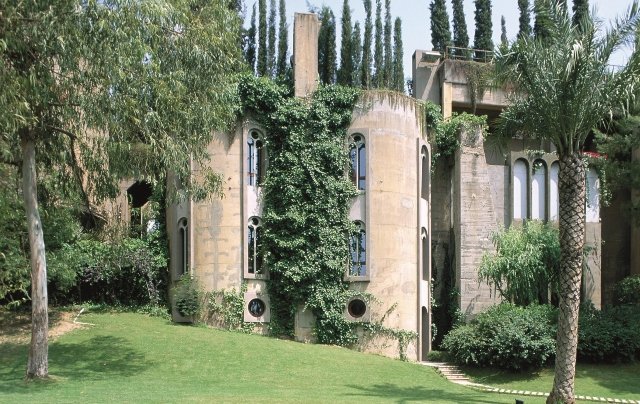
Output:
[248, 298, 266, 318]
[348, 298, 367, 318]
[127, 181, 153, 208]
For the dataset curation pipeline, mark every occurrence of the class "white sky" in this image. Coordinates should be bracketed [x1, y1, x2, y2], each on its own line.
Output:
[244, 0, 636, 81]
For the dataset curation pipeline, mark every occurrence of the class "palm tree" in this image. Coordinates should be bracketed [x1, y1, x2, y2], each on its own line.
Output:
[495, 2, 640, 403]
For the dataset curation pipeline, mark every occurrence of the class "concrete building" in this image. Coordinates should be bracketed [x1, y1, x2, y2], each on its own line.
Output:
[164, 13, 631, 362]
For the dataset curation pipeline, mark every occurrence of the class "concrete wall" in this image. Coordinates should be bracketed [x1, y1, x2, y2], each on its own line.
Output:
[454, 126, 501, 315]
[293, 13, 319, 98]
[341, 92, 428, 361]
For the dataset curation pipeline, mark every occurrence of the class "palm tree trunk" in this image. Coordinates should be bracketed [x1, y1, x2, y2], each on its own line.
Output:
[547, 153, 585, 404]
[21, 133, 49, 379]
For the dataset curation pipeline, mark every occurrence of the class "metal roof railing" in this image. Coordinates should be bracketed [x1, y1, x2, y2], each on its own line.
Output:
[444, 46, 494, 63]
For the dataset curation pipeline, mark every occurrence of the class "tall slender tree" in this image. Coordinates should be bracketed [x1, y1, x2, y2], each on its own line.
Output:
[500, 15, 508, 48]
[362, 0, 373, 88]
[352, 21, 363, 87]
[318, 6, 337, 84]
[276, 0, 288, 78]
[245, 3, 257, 74]
[573, 0, 589, 28]
[430, 0, 452, 53]
[452, 0, 469, 50]
[518, 0, 532, 39]
[383, 0, 393, 87]
[534, 0, 552, 41]
[257, 0, 268, 76]
[474, 0, 493, 55]
[495, 3, 640, 402]
[338, 0, 354, 86]
[267, 0, 277, 77]
[373, 0, 384, 87]
[392, 17, 404, 92]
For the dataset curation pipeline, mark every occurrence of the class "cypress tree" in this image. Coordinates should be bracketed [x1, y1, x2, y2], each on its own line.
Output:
[352, 21, 363, 87]
[257, 0, 267, 76]
[573, 0, 589, 29]
[383, 0, 392, 88]
[362, 0, 373, 88]
[534, 0, 551, 41]
[393, 17, 404, 92]
[373, 0, 383, 87]
[429, 0, 452, 53]
[276, 0, 288, 78]
[473, 0, 493, 57]
[517, 0, 532, 39]
[500, 15, 508, 48]
[338, 0, 354, 86]
[452, 0, 469, 50]
[267, 0, 276, 76]
[318, 6, 337, 84]
[245, 3, 257, 75]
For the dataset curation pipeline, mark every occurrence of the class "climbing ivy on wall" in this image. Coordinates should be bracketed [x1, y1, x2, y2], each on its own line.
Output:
[239, 74, 361, 345]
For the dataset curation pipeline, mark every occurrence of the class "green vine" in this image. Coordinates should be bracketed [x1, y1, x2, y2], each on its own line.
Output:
[360, 302, 418, 361]
[239, 74, 360, 345]
[425, 101, 488, 167]
[450, 60, 493, 113]
[205, 282, 254, 333]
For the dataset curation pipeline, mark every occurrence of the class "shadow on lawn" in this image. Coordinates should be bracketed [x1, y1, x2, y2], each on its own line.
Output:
[0, 335, 152, 394]
[345, 383, 502, 403]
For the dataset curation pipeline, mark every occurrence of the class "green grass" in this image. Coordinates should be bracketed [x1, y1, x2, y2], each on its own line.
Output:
[464, 364, 640, 401]
[0, 311, 536, 403]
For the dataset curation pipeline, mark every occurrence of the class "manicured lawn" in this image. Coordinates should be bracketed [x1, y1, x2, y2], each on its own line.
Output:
[0, 310, 534, 403]
[464, 363, 640, 401]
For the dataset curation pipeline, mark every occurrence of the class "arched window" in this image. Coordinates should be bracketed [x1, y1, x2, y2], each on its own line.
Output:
[550, 162, 560, 221]
[349, 221, 366, 276]
[586, 167, 600, 222]
[531, 160, 547, 220]
[513, 159, 529, 220]
[421, 146, 429, 201]
[178, 218, 189, 275]
[247, 130, 265, 186]
[248, 217, 263, 274]
[349, 134, 366, 191]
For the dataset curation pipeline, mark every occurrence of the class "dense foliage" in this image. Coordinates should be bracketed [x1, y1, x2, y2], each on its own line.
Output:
[318, 6, 338, 84]
[452, 0, 469, 50]
[442, 303, 558, 370]
[239, 74, 360, 345]
[424, 101, 488, 163]
[473, 0, 494, 52]
[614, 275, 640, 306]
[338, 0, 354, 86]
[478, 221, 560, 306]
[518, 0, 532, 39]
[577, 303, 640, 363]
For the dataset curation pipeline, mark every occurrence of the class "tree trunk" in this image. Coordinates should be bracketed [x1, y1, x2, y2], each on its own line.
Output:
[547, 153, 585, 404]
[21, 134, 49, 379]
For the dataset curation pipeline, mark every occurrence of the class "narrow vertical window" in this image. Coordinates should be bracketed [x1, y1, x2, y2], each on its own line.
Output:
[531, 160, 547, 220]
[421, 228, 428, 281]
[178, 218, 188, 275]
[349, 221, 366, 276]
[421, 146, 429, 201]
[586, 167, 600, 222]
[247, 130, 265, 186]
[550, 162, 560, 221]
[248, 217, 263, 274]
[513, 159, 529, 219]
[349, 134, 366, 191]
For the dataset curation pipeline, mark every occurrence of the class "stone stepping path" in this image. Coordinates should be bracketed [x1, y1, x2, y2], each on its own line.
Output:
[421, 361, 640, 403]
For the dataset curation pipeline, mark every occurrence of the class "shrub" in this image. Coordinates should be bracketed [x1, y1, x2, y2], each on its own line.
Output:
[577, 303, 640, 363]
[478, 221, 560, 306]
[442, 303, 557, 370]
[614, 275, 640, 306]
[172, 276, 201, 318]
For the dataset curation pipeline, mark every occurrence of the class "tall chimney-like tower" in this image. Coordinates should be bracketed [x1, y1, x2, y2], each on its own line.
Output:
[293, 13, 320, 98]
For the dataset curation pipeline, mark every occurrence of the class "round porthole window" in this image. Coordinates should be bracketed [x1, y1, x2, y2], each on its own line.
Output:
[247, 298, 266, 318]
[348, 298, 367, 318]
